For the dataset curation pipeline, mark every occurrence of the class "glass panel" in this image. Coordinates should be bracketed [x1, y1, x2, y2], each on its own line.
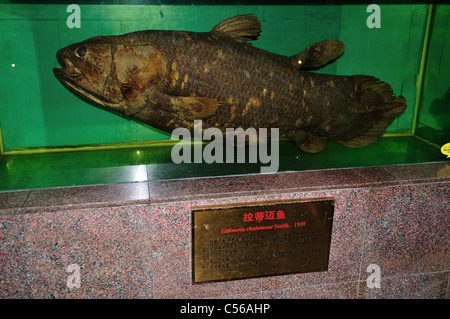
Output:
[416, 4, 450, 147]
[0, 3, 425, 150]
[0, 2, 447, 191]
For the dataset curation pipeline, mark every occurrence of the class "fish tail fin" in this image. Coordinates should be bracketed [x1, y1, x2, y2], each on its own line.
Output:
[338, 75, 407, 148]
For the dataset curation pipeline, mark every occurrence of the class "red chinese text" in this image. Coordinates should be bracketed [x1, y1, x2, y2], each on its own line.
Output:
[243, 210, 286, 222]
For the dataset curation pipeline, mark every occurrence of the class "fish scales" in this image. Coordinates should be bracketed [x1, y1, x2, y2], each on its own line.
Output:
[121, 29, 301, 131]
[53, 14, 407, 153]
[161, 33, 291, 118]
[152, 31, 328, 133]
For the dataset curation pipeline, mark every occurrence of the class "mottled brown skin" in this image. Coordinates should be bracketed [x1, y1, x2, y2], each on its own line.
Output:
[54, 15, 406, 152]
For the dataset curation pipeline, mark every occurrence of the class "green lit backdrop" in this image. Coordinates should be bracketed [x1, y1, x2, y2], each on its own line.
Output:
[0, 2, 449, 190]
[1, 3, 441, 151]
[416, 4, 450, 147]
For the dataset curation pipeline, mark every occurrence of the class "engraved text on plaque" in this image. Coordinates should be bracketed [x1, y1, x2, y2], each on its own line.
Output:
[192, 198, 334, 283]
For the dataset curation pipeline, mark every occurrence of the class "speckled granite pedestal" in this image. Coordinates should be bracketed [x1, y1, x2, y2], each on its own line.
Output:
[1, 162, 449, 299]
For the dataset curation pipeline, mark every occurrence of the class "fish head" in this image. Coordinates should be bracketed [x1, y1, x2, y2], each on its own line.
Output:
[53, 37, 124, 107]
[54, 35, 167, 116]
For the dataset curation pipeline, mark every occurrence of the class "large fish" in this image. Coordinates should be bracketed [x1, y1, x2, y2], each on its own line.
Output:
[53, 14, 406, 153]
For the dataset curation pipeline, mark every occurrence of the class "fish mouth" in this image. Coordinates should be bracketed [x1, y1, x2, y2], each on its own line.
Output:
[53, 58, 115, 107]
[53, 57, 83, 79]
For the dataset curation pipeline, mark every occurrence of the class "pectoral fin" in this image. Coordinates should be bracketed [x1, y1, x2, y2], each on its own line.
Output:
[146, 87, 220, 120]
[171, 96, 220, 119]
[290, 130, 326, 153]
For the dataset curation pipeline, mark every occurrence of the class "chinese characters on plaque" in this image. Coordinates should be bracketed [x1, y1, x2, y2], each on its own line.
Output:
[192, 198, 334, 283]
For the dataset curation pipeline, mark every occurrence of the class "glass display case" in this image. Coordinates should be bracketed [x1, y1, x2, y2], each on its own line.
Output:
[1, 2, 449, 301]
[0, 1, 448, 190]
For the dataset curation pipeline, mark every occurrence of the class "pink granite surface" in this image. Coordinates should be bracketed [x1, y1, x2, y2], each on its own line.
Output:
[150, 189, 368, 298]
[0, 162, 449, 298]
[1, 205, 153, 298]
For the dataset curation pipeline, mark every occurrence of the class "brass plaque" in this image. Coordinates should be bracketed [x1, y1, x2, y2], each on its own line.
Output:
[192, 198, 334, 284]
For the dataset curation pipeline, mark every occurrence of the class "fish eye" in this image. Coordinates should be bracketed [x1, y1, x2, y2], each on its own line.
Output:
[75, 46, 87, 58]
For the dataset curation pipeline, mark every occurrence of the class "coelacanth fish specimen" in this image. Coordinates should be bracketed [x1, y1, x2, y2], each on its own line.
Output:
[53, 14, 406, 152]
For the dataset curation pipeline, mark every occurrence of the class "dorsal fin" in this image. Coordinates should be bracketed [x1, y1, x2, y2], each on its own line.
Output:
[212, 14, 261, 42]
[290, 40, 345, 70]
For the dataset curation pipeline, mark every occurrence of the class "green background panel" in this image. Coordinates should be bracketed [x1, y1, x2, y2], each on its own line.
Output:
[0, 3, 427, 151]
[416, 4, 450, 146]
[0, 2, 449, 191]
